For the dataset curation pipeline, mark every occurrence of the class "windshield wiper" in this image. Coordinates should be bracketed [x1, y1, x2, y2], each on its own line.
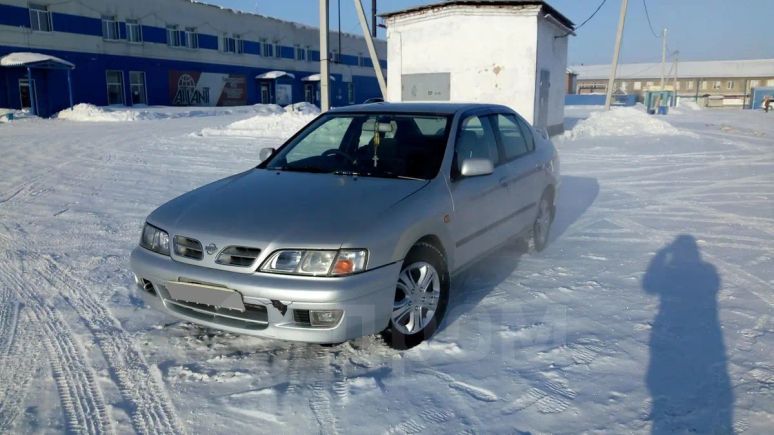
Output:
[275, 165, 329, 173]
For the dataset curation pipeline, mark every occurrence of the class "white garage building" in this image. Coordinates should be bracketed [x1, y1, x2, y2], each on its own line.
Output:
[382, 0, 574, 135]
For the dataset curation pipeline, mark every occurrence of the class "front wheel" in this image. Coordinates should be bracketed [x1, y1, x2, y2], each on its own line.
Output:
[533, 193, 553, 252]
[382, 242, 449, 350]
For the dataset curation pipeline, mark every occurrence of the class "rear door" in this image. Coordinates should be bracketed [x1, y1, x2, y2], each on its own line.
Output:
[448, 114, 511, 267]
[492, 113, 542, 235]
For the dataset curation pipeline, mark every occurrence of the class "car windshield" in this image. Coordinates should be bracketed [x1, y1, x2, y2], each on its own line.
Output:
[264, 113, 451, 180]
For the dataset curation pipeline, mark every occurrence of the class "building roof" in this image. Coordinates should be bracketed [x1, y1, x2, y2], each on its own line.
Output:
[381, 1, 574, 29]
[0, 52, 75, 69]
[572, 59, 774, 80]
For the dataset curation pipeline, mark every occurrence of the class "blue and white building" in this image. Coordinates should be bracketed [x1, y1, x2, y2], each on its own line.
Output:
[0, 0, 387, 116]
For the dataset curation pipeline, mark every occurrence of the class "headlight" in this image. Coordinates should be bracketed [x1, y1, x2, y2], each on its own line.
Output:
[140, 223, 170, 256]
[261, 249, 367, 276]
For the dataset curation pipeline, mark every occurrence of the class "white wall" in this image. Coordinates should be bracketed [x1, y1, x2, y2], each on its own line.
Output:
[535, 16, 569, 132]
[387, 6, 539, 122]
[386, 4, 569, 133]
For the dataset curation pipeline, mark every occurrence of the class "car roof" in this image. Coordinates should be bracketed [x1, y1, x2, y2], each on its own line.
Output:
[329, 102, 513, 116]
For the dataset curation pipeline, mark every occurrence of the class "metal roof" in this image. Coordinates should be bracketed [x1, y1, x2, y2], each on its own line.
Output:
[0, 52, 75, 69]
[381, 1, 574, 29]
[572, 59, 774, 80]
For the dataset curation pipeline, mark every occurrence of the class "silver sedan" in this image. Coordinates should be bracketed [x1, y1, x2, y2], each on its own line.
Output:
[130, 102, 560, 349]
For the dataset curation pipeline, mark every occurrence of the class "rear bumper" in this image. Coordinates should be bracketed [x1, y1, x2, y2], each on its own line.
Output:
[130, 247, 399, 343]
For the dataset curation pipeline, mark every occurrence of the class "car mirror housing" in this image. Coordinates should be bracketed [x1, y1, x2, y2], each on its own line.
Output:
[460, 158, 494, 177]
[258, 147, 275, 163]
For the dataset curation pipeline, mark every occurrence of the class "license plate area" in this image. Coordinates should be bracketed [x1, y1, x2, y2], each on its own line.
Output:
[165, 281, 246, 312]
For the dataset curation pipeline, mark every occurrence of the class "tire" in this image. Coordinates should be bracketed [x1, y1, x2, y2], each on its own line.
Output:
[382, 242, 450, 350]
[533, 192, 554, 252]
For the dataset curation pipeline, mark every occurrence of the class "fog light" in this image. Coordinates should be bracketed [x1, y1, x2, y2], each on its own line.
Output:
[309, 310, 343, 327]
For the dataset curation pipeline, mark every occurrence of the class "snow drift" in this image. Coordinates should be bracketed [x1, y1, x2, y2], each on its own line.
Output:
[56, 103, 291, 122]
[564, 107, 697, 139]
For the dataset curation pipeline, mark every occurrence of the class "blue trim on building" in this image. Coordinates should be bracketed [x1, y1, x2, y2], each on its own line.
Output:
[280, 46, 295, 60]
[0, 4, 29, 28]
[141, 25, 166, 44]
[198, 34, 219, 50]
[51, 12, 102, 37]
[243, 40, 261, 56]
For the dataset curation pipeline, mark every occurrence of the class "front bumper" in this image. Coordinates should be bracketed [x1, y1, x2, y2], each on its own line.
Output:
[130, 247, 399, 343]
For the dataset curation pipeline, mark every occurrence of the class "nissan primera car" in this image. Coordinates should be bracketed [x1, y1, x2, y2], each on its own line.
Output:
[130, 102, 560, 349]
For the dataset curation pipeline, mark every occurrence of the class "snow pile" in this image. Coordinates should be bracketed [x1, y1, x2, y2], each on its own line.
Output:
[197, 110, 316, 139]
[56, 103, 285, 122]
[284, 102, 321, 115]
[564, 106, 697, 139]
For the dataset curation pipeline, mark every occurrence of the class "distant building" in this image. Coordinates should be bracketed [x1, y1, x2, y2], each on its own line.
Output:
[572, 59, 774, 108]
[382, 0, 574, 135]
[0, 0, 387, 116]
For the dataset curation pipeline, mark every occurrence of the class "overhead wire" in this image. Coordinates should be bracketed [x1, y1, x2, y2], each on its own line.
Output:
[555, 0, 608, 39]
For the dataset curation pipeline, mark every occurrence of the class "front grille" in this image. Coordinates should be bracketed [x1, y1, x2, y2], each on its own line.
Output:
[216, 246, 261, 267]
[156, 284, 268, 330]
[174, 236, 203, 260]
[293, 309, 311, 326]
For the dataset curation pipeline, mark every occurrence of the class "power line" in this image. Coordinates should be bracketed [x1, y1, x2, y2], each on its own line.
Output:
[642, 0, 659, 38]
[556, 0, 608, 39]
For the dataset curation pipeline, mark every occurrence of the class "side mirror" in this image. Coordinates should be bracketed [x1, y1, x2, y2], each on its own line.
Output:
[460, 158, 494, 177]
[258, 147, 275, 163]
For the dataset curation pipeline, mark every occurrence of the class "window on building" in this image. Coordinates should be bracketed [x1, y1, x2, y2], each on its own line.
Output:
[749, 80, 760, 88]
[347, 82, 355, 104]
[633, 81, 642, 90]
[167, 25, 181, 46]
[102, 16, 121, 40]
[129, 71, 147, 105]
[646, 81, 654, 87]
[713, 81, 722, 90]
[702, 81, 708, 90]
[222, 34, 243, 54]
[767, 79, 774, 87]
[262, 40, 273, 57]
[274, 42, 282, 58]
[726, 81, 734, 90]
[106, 70, 125, 105]
[330, 51, 340, 63]
[29, 4, 52, 32]
[295, 45, 305, 61]
[687, 81, 694, 90]
[126, 19, 142, 43]
[184, 27, 198, 49]
[675, 81, 681, 90]
[306, 46, 313, 62]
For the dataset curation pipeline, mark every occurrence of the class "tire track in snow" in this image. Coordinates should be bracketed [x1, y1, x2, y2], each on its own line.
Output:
[0, 306, 44, 432]
[35, 255, 185, 435]
[0, 253, 113, 434]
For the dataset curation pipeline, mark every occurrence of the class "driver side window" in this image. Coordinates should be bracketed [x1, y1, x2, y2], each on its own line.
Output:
[284, 116, 353, 164]
[455, 115, 499, 172]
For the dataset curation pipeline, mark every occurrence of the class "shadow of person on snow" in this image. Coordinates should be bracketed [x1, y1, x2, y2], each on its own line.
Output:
[642, 235, 733, 434]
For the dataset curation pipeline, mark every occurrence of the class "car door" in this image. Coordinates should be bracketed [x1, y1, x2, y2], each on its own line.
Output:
[448, 114, 511, 268]
[492, 113, 543, 235]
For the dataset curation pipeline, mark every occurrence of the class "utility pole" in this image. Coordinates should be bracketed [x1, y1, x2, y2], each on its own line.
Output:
[672, 51, 679, 107]
[371, 0, 377, 37]
[354, 0, 387, 97]
[604, 0, 629, 110]
[660, 28, 668, 90]
[319, 0, 330, 112]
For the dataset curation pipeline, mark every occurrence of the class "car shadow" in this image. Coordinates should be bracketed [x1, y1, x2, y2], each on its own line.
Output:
[642, 235, 733, 434]
[439, 175, 599, 334]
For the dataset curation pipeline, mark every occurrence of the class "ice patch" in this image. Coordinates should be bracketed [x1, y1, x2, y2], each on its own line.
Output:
[564, 107, 698, 139]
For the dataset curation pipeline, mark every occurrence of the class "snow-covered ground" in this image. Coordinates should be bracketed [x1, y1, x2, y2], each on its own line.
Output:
[0, 104, 772, 434]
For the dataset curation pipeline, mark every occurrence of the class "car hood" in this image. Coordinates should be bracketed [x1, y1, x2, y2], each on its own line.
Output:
[148, 169, 428, 249]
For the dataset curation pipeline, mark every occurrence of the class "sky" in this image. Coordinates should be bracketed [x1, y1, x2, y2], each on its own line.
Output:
[205, 0, 774, 66]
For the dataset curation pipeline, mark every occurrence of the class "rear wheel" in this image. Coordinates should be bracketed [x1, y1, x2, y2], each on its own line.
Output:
[383, 242, 449, 350]
[533, 193, 553, 252]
